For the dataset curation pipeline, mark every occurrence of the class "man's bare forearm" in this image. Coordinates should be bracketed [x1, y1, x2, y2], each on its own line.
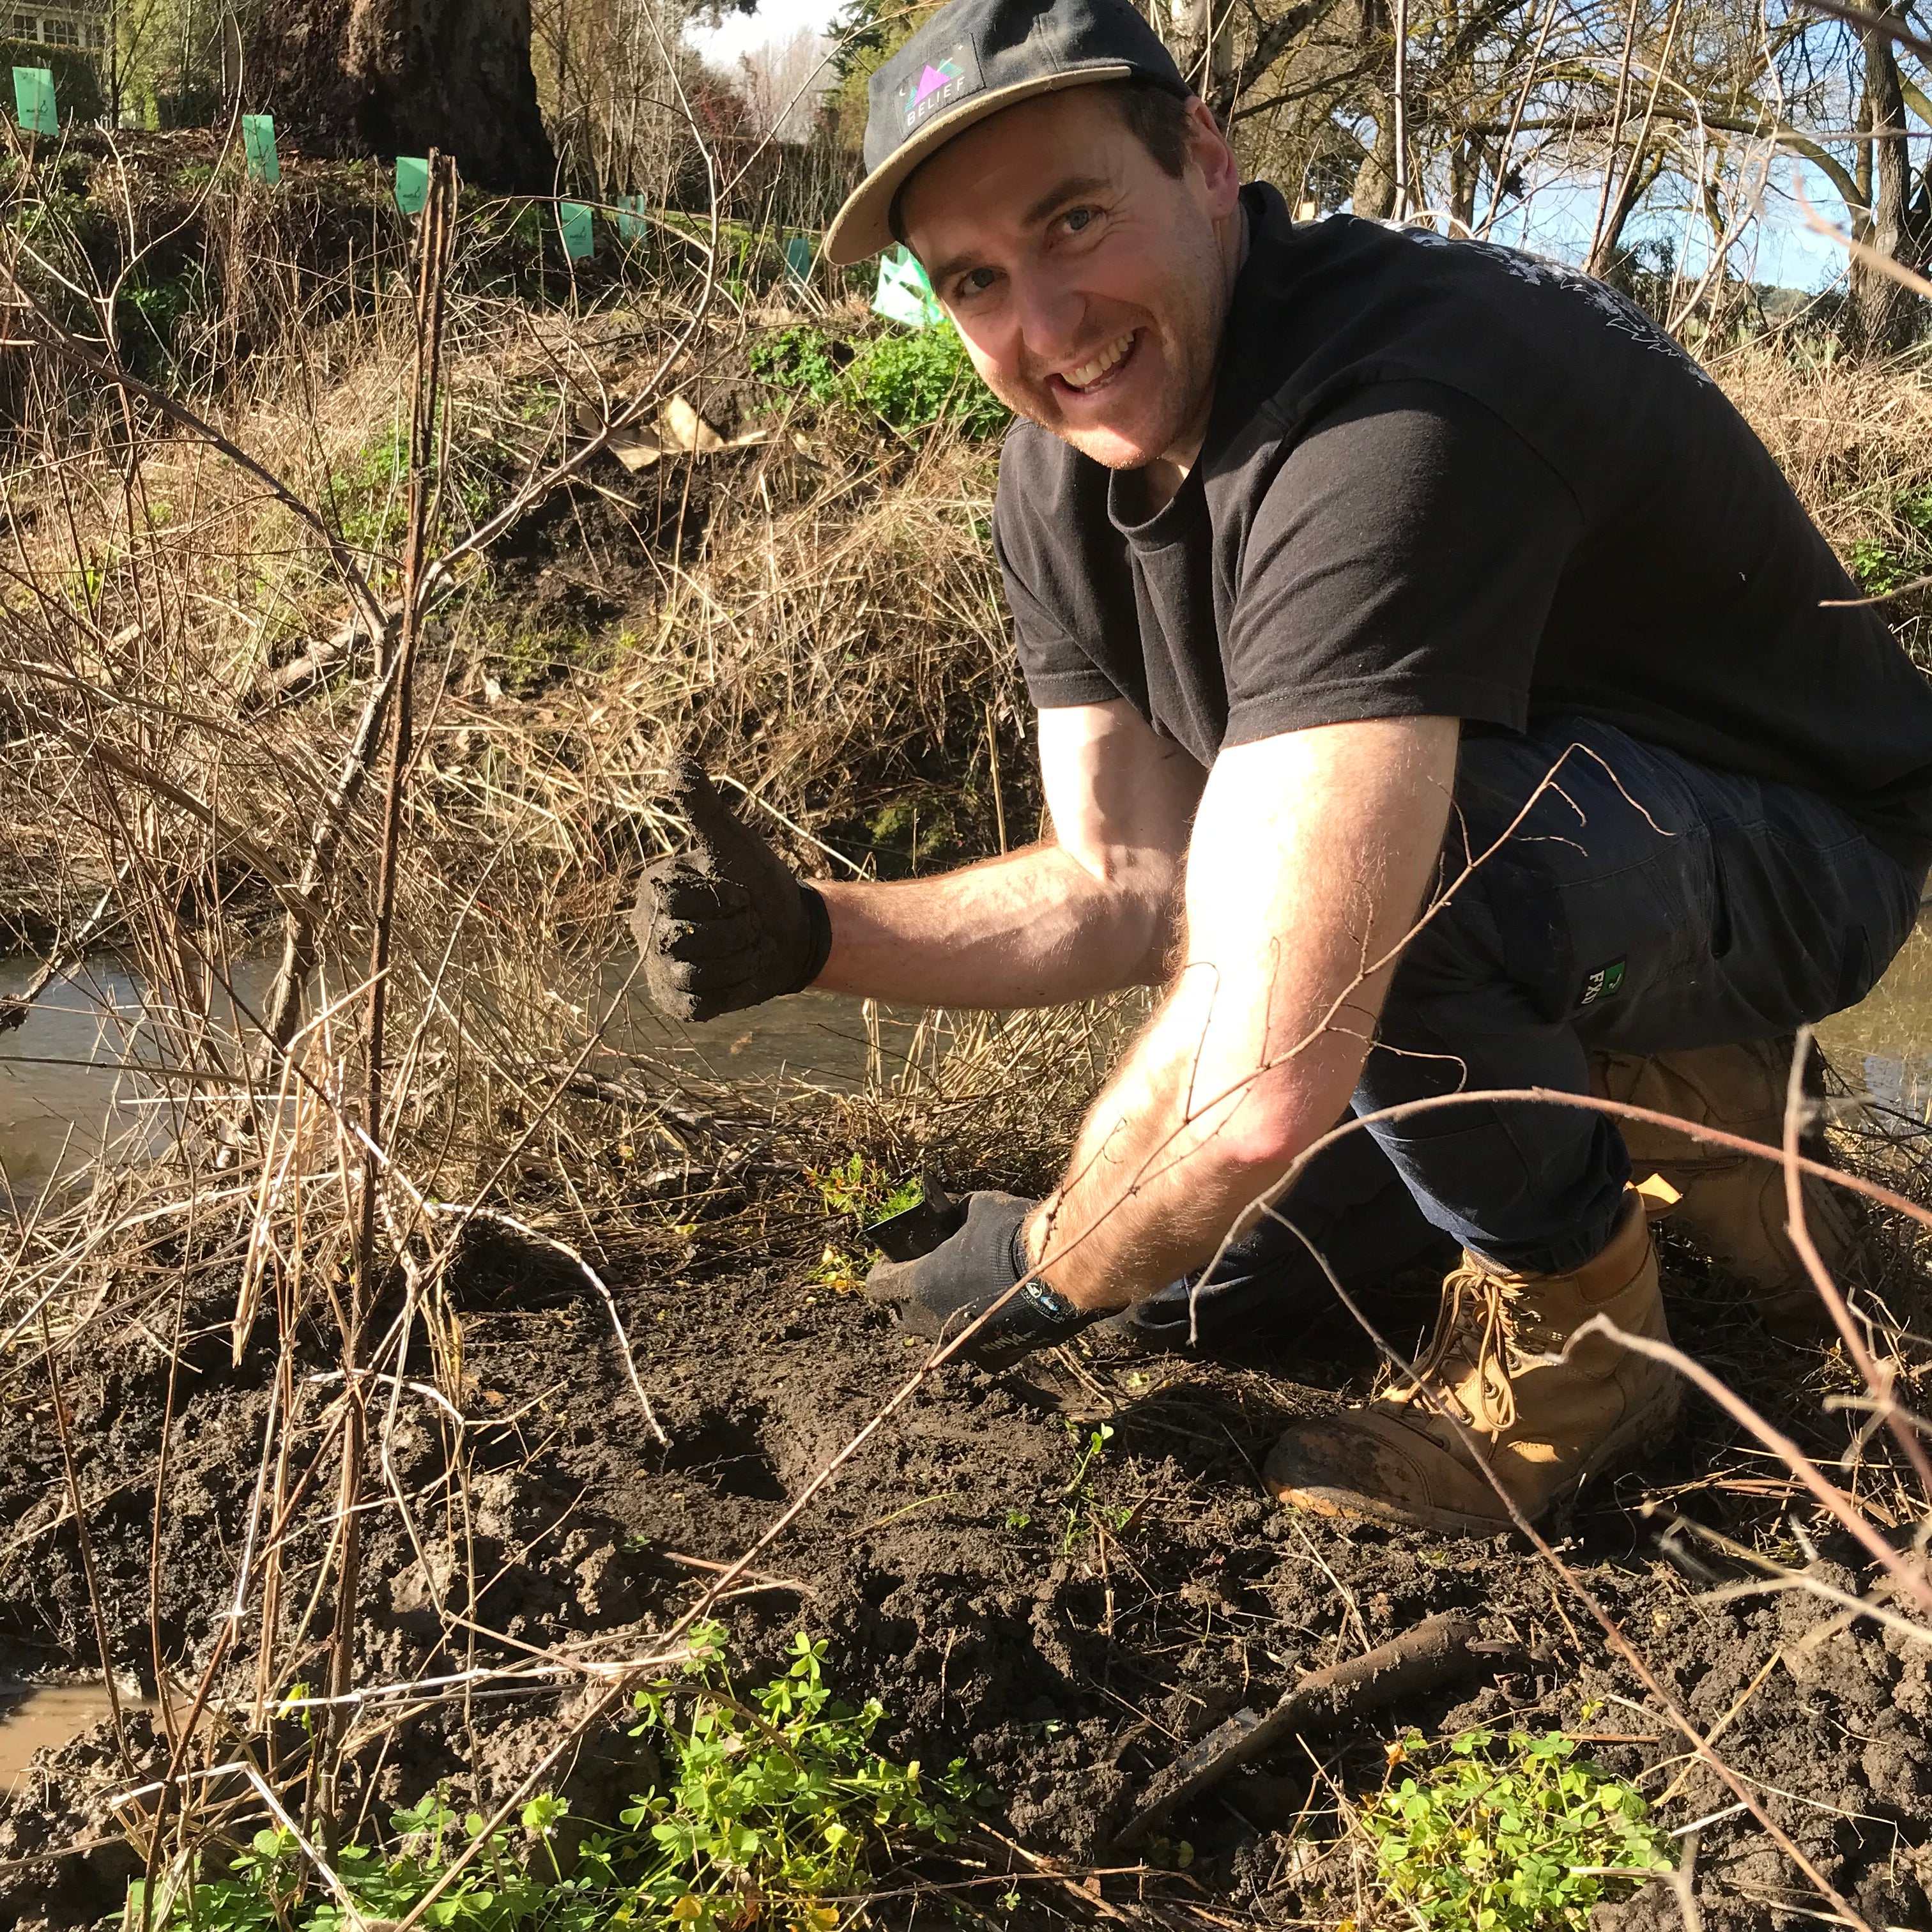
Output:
[1025, 717, 1461, 1310]
[811, 841, 1170, 1008]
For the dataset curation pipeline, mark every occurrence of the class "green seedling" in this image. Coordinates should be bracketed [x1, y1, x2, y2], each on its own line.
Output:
[1058, 1420, 1130, 1554]
[809, 1244, 866, 1294]
[1360, 1726, 1674, 1931]
[1848, 482, 1932, 599]
[808, 1152, 921, 1229]
[749, 321, 1008, 437]
[624, 1620, 979, 1931]
[127, 1624, 976, 1930]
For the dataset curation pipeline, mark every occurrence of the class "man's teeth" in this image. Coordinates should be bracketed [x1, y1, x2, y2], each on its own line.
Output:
[1063, 333, 1133, 390]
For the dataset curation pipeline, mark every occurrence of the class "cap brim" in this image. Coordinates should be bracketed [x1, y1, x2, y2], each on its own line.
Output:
[824, 63, 1133, 266]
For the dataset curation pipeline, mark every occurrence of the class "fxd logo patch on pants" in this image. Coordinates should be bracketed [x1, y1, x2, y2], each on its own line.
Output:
[1577, 958, 1627, 1008]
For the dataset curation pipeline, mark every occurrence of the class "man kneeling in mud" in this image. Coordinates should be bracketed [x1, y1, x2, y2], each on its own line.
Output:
[633, 0, 1932, 1538]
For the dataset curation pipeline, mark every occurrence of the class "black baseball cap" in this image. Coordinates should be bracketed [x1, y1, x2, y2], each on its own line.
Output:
[824, 0, 1190, 265]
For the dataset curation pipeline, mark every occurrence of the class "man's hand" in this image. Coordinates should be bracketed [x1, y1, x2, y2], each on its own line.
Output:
[862, 1192, 1103, 1368]
[632, 761, 832, 1020]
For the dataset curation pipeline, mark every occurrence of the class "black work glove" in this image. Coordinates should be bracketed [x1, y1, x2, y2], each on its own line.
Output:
[863, 1192, 1101, 1369]
[632, 760, 832, 1022]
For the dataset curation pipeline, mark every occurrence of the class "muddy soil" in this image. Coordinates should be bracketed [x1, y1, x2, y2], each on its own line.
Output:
[3, 1192, 1931, 1931]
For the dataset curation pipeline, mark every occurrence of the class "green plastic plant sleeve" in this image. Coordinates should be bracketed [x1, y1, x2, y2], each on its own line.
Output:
[871, 247, 941, 330]
[242, 114, 280, 185]
[615, 194, 646, 243]
[13, 67, 55, 136]
[560, 201, 594, 261]
[785, 234, 814, 286]
[394, 156, 429, 214]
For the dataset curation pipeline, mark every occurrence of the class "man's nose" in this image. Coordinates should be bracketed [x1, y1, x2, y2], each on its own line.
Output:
[1009, 268, 1086, 367]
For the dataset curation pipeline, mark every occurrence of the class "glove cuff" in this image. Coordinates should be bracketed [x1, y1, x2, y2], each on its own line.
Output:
[791, 884, 834, 993]
[1004, 1217, 1097, 1343]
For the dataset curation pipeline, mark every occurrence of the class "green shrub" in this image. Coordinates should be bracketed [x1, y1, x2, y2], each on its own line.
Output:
[749, 325, 847, 406]
[118, 268, 199, 374]
[325, 415, 493, 563]
[1360, 1726, 1673, 1931]
[848, 323, 1008, 437]
[126, 1623, 977, 1931]
[751, 322, 1008, 438]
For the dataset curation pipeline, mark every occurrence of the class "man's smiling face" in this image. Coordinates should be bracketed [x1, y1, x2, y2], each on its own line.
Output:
[899, 87, 1244, 477]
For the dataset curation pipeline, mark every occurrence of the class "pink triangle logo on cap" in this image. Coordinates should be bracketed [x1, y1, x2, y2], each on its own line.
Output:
[912, 59, 963, 105]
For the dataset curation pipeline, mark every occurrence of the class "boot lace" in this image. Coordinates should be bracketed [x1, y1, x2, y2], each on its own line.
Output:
[1402, 1261, 1529, 1436]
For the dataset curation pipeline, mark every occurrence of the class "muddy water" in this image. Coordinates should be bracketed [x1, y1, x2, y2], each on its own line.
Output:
[5, 915, 1931, 1192]
[0, 1686, 126, 1790]
[1815, 914, 1932, 1127]
[0, 953, 931, 1195]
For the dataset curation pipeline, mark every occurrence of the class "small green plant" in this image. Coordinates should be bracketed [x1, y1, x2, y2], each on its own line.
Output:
[623, 1621, 978, 1930]
[804, 1155, 921, 1293]
[1058, 1420, 1129, 1554]
[325, 411, 493, 564]
[126, 1625, 974, 1931]
[1849, 482, 1932, 596]
[749, 325, 848, 406]
[848, 323, 1008, 438]
[809, 1244, 866, 1294]
[808, 1152, 922, 1227]
[1360, 1726, 1674, 1931]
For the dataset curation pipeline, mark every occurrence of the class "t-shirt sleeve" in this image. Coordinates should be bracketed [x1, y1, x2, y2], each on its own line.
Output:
[993, 434, 1128, 712]
[1222, 379, 1584, 745]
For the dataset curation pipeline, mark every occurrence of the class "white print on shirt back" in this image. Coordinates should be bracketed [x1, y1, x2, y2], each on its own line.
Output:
[1384, 223, 1719, 389]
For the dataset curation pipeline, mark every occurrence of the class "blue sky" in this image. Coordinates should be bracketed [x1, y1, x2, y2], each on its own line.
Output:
[687, 0, 1860, 293]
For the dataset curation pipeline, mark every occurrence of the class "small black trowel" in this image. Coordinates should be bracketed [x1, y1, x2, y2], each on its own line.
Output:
[864, 1176, 967, 1261]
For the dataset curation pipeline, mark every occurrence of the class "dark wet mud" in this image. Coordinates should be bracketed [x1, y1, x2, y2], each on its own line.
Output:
[3, 1199, 1930, 1929]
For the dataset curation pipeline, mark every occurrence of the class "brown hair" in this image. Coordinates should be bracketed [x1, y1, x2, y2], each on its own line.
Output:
[888, 79, 1199, 249]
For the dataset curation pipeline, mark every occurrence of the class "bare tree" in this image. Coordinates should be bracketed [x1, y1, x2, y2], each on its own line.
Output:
[1850, 4, 1924, 348]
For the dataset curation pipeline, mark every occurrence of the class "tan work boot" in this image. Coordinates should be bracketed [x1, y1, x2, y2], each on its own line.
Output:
[1589, 1037, 1857, 1341]
[1264, 1190, 1679, 1537]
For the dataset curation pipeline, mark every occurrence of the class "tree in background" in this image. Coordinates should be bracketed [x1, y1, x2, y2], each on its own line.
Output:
[78, 0, 1924, 348]
[245, 0, 556, 190]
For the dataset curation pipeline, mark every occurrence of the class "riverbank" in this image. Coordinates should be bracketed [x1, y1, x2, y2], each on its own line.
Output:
[6, 134, 1932, 1929]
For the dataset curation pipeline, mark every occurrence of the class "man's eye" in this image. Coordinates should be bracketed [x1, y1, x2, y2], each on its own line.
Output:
[958, 267, 998, 296]
[1064, 206, 1096, 233]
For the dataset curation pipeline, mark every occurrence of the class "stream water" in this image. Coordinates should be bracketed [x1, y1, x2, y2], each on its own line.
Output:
[0, 1686, 133, 1791]
[0, 953, 935, 1198]
[6, 918, 1932, 1192]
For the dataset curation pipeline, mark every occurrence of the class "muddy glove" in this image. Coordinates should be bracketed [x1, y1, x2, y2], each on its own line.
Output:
[633, 760, 832, 1022]
[863, 1192, 1101, 1369]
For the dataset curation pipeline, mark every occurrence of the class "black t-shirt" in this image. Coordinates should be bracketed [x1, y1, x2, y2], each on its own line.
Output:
[994, 181, 1932, 869]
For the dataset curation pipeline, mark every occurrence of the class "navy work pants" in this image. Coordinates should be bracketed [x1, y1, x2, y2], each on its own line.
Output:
[1131, 718, 1925, 1342]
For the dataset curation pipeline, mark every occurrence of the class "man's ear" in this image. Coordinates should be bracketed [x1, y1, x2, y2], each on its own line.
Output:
[1183, 96, 1241, 215]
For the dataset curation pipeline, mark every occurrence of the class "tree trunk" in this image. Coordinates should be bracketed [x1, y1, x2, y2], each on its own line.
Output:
[250, 0, 556, 193]
[1353, 98, 1398, 218]
[1593, 144, 1662, 279]
[1167, 0, 1233, 102]
[1851, 9, 1921, 355]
